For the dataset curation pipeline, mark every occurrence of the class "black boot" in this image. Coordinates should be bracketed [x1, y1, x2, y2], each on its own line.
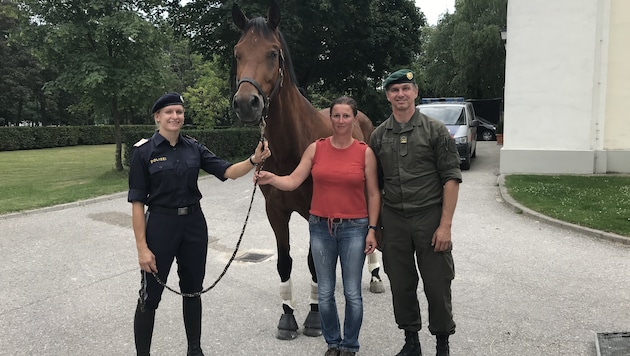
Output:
[396, 330, 422, 356]
[134, 300, 155, 356]
[183, 296, 204, 356]
[436, 335, 450, 356]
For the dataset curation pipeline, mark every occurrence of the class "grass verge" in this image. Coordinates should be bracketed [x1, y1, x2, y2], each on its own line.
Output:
[2, 146, 629, 239]
[0, 145, 128, 215]
[505, 175, 630, 237]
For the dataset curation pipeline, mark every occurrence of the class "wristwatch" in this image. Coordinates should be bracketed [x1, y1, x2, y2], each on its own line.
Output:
[368, 225, 377, 231]
[249, 155, 258, 166]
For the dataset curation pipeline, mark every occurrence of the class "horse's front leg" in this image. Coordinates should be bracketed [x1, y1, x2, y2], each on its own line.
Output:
[266, 203, 300, 340]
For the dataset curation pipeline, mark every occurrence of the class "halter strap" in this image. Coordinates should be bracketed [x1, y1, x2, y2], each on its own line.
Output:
[235, 49, 285, 120]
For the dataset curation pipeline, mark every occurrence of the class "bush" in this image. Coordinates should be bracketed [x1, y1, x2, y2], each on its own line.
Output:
[1, 125, 262, 169]
[0, 126, 117, 151]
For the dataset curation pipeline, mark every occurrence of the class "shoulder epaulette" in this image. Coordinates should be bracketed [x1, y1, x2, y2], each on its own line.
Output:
[134, 138, 149, 147]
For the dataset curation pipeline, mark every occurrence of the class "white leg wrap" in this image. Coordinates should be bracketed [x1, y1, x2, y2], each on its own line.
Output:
[367, 252, 380, 273]
[309, 281, 318, 305]
[280, 279, 296, 310]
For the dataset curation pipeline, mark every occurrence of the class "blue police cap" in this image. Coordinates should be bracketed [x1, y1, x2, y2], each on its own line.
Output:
[151, 92, 184, 113]
[383, 69, 416, 89]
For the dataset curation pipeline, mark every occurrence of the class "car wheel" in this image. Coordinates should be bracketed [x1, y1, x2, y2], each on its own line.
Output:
[460, 150, 471, 170]
[482, 130, 495, 141]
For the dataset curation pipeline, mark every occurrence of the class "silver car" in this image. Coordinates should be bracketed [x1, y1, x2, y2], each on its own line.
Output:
[417, 98, 479, 170]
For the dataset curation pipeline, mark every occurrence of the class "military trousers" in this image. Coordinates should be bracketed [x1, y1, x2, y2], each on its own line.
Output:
[381, 203, 456, 336]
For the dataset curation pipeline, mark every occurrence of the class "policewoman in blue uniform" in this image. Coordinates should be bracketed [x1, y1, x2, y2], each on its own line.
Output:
[128, 93, 270, 356]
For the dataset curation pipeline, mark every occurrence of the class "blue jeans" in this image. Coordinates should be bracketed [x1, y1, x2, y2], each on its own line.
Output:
[309, 215, 368, 352]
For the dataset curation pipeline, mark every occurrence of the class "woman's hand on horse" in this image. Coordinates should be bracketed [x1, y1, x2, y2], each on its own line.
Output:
[254, 170, 274, 185]
[253, 140, 271, 164]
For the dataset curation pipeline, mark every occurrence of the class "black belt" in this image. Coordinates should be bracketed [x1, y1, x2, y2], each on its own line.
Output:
[148, 203, 200, 216]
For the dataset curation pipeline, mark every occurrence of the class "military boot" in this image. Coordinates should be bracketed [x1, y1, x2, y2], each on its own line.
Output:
[436, 335, 450, 356]
[134, 300, 155, 356]
[396, 330, 422, 356]
[183, 296, 205, 356]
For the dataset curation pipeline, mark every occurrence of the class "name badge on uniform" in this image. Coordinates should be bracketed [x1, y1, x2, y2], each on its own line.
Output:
[400, 136, 407, 144]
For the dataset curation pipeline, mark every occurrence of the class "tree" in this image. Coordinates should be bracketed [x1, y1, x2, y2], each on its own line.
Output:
[0, 1, 43, 126]
[22, 0, 178, 170]
[183, 54, 231, 129]
[176, 0, 425, 122]
[419, 0, 508, 99]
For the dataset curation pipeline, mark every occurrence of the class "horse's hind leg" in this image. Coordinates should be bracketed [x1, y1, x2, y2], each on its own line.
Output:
[302, 247, 322, 337]
[368, 252, 385, 293]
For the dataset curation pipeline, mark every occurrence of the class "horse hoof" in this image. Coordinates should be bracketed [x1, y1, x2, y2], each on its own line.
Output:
[303, 310, 322, 337]
[370, 279, 385, 294]
[276, 313, 298, 340]
[276, 328, 298, 340]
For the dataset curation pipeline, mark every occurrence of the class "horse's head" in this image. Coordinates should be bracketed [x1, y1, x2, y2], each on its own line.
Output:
[232, 2, 285, 126]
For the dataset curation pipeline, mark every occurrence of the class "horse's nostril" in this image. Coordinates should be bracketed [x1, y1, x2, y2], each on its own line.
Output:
[250, 95, 260, 109]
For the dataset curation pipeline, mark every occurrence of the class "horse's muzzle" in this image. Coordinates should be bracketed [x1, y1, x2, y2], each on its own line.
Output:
[232, 92, 263, 125]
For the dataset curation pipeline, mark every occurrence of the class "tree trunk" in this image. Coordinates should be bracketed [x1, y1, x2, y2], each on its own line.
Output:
[112, 97, 124, 171]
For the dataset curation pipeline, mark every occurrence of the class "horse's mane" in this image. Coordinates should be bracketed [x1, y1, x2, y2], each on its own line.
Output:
[241, 17, 299, 87]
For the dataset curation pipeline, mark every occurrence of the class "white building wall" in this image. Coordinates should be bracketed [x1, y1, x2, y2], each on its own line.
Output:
[604, 0, 630, 172]
[500, 0, 630, 174]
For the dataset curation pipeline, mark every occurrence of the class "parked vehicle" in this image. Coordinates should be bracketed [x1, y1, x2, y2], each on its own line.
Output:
[476, 116, 497, 141]
[417, 97, 479, 170]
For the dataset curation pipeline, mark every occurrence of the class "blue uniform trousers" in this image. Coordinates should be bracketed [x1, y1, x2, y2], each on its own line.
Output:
[139, 209, 208, 310]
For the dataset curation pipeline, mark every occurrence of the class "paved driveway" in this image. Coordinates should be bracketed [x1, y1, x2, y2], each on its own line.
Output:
[1, 141, 628, 355]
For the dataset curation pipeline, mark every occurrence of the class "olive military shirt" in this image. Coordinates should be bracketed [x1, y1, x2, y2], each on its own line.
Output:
[370, 109, 462, 215]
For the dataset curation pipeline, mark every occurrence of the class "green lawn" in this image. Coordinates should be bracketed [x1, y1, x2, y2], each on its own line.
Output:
[1, 146, 629, 238]
[0, 145, 128, 214]
[505, 175, 630, 237]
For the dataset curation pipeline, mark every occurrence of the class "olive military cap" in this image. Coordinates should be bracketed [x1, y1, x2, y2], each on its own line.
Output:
[151, 92, 184, 113]
[383, 69, 416, 89]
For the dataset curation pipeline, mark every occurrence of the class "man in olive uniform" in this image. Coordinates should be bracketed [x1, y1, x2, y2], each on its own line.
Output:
[369, 69, 461, 356]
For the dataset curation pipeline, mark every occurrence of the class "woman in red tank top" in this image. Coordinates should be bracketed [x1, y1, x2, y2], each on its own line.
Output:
[255, 96, 380, 356]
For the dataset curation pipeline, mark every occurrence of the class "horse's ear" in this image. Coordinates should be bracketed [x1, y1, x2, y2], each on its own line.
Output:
[232, 3, 249, 30]
[267, 1, 281, 30]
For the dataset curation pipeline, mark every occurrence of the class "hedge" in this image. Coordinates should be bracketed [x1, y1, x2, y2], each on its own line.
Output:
[0, 126, 118, 151]
[0, 125, 262, 167]
[122, 127, 261, 167]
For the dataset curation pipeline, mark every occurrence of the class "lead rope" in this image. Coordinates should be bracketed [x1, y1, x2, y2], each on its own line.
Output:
[151, 120, 268, 298]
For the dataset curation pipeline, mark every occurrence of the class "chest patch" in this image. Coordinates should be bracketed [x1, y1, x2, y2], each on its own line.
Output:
[150, 157, 167, 164]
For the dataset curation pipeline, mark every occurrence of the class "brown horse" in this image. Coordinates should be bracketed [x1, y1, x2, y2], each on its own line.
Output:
[232, 2, 383, 340]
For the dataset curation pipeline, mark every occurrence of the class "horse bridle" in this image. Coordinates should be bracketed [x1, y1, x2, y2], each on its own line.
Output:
[235, 48, 285, 121]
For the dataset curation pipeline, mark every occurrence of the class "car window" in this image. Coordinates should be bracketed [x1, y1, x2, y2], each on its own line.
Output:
[418, 106, 465, 125]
